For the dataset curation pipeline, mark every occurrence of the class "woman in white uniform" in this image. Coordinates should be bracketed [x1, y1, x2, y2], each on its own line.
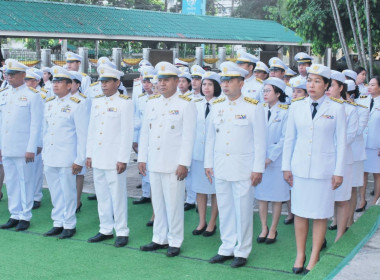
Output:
[191, 72, 221, 237]
[255, 77, 289, 244]
[325, 71, 358, 242]
[357, 76, 380, 206]
[282, 64, 347, 274]
[355, 67, 368, 96]
[344, 80, 369, 226]
[178, 71, 192, 96]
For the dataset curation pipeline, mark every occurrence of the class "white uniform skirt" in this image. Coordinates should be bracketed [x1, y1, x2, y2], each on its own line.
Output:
[255, 165, 289, 202]
[191, 160, 216, 194]
[364, 148, 380, 173]
[291, 176, 334, 219]
[334, 164, 352, 201]
[352, 161, 365, 187]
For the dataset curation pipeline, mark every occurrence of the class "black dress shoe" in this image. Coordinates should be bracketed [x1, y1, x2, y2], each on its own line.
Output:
[136, 184, 142, 189]
[76, 202, 82, 213]
[355, 201, 367, 212]
[59, 228, 76, 239]
[146, 220, 154, 227]
[166, 246, 180, 257]
[256, 226, 269, 243]
[32, 201, 41, 210]
[265, 231, 278, 244]
[140, 242, 169, 251]
[87, 194, 97, 201]
[203, 226, 217, 237]
[328, 224, 337, 230]
[370, 190, 374, 196]
[184, 203, 196, 211]
[0, 218, 19, 229]
[192, 224, 207, 235]
[284, 217, 294, 225]
[209, 254, 234, 264]
[230, 257, 247, 268]
[114, 236, 128, 247]
[133, 196, 151, 205]
[0, 192, 3, 201]
[88, 232, 114, 243]
[292, 257, 306, 274]
[15, 220, 30, 231]
[44, 227, 64, 236]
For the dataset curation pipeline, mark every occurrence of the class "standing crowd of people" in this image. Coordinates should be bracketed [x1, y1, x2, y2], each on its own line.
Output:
[0, 49, 379, 274]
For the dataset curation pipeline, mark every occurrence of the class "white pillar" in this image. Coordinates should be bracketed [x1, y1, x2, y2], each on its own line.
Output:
[78, 47, 89, 74]
[112, 48, 122, 71]
[41, 49, 52, 67]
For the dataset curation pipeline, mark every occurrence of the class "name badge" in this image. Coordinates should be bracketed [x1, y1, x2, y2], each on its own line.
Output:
[321, 115, 334, 119]
[18, 96, 28, 102]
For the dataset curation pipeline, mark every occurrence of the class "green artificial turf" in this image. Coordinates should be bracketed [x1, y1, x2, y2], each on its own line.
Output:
[0, 188, 379, 280]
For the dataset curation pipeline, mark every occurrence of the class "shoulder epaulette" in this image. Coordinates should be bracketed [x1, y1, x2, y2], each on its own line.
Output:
[278, 104, 289, 110]
[256, 77, 263, 84]
[138, 93, 146, 98]
[90, 81, 99, 87]
[291, 96, 306, 102]
[79, 92, 87, 99]
[119, 94, 131, 100]
[81, 73, 87, 77]
[28, 87, 39, 93]
[360, 95, 368, 98]
[244, 97, 259, 105]
[148, 94, 161, 100]
[95, 94, 105, 98]
[70, 96, 81, 103]
[194, 98, 203, 102]
[183, 92, 192, 97]
[356, 103, 368, 109]
[344, 100, 357, 106]
[330, 97, 344, 104]
[212, 97, 226, 104]
[0, 86, 9, 92]
[46, 96, 56, 102]
[286, 83, 291, 87]
[40, 88, 48, 93]
[40, 93, 46, 99]
[179, 94, 192, 102]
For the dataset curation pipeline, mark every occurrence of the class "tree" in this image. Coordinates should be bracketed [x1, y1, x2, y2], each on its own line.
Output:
[233, 0, 279, 19]
[365, 0, 374, 77]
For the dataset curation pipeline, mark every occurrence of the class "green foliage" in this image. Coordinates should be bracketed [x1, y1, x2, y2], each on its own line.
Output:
[233, 0, 279, 19]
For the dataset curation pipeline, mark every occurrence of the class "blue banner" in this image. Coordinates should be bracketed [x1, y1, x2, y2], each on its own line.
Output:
[182, 0, 202, 15]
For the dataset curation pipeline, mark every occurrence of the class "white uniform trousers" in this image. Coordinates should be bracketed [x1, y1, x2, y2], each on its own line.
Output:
[185, 170, 196, 204]
[2, 157, 35, 221]
[150, 171, 185, 248]
[44, 166, 77, 229]
[33, 153, 44, 202]
[215, 178, 254, 259]
[142, 169, 151, 198]
[93, 168, 129, 237]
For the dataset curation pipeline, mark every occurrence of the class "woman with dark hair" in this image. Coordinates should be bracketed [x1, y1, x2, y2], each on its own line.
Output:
[42, 67, 53, 96]
[357, 76, 380, 209]
[325, 71, 358, 242]
[344, 80, 370, 226]
[255, 77, 289, 245]
[178, 71, 192, 96]
[283, 64, 346, 274]
[355, 66, 368, 96]
[191, 71, 221, 237]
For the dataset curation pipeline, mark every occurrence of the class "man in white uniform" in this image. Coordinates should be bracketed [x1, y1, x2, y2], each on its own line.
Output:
[86, 66, 134, 248]
[65, 52, 91, 93]
[205, 61, 266, 268]
[236, 50, 264, 102]
[0, 59, 43, 231]
[138, 62, 197, 257]
[42, 66, 88, 239]
[289, 52, 313, 85]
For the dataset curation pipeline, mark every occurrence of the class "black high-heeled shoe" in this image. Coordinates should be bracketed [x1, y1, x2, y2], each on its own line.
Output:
[203, 226, 217, 237]
[192, 224, 207, 235]
[76, 202, 82, 213]
[292, 256, 306, 274]
[256, 226, 269, 243]
[265, 231, 278, 244]
[311, 238, 327, 251]
[328, 224, 337, 230]
[304, 269, 310, 275]
[0, 192, 3, 201]
[355, 201, 367, 212]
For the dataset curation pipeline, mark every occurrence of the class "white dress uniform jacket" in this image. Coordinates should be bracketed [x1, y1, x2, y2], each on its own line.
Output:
[241, 75, 264, 102]
[352, 100, 370, 161]
[282, 96, 347, 178]
[358, 95, 380, 150]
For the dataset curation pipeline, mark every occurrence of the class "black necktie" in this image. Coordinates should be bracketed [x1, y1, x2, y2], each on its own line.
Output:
[268, 109, 271, 121]
[370, 98, 374, 111]
[312, 102, 318, 119]
[205, 102, 210, 118]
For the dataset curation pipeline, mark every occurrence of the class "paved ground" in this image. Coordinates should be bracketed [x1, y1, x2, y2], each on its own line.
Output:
[45, 154, 380, 279]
